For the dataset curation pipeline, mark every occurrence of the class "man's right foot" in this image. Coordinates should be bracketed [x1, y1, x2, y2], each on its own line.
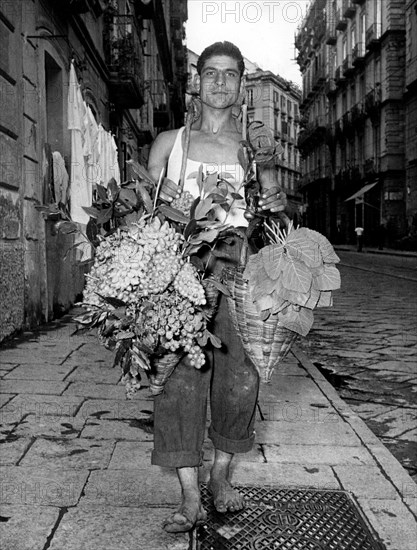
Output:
[163, 490, 207, 533]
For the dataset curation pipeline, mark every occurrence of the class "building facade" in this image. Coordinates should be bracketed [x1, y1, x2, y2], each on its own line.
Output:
[296, 0, 415, 247]
[0, 0, 187, 341]
[245, 70, 302, 215]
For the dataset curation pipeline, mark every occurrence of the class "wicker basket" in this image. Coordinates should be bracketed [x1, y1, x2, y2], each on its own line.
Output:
[222, 236, 298, 383]
[148, 352, 182, 396]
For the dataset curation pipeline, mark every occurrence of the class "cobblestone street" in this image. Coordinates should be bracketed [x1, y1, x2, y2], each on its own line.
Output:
[297, 249, 417, 481]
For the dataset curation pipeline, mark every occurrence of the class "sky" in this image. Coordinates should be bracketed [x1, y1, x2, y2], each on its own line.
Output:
[185, 0, 311, 86]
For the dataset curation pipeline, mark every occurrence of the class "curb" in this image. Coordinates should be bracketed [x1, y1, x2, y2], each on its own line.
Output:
[291, 345, 417, 518]
[334, 246, 417, 259]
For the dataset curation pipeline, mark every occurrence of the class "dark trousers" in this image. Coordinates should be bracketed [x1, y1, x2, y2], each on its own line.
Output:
[151, 240, 260, 468]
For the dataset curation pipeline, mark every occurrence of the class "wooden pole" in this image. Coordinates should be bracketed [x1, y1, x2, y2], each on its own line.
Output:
[178, 99, 196, 192]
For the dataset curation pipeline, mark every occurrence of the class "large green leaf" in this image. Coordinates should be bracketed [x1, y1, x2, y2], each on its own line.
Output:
[303, 228, 340, 264]
[282, 258, 312, 294]
[254, 293, 276, 313]
[312, 264, 341, 291]
[158, 204, 190, 224]
[127, 160, 155, 186]
[278, 286, 312, 307]
[285, 230, 322, 268]
[260, 245, 285, 280]
[96, 183, 109, 202]
[278, 305, 314, 336]
[118, 188, 138, 208]
[250, 265, 277, 300]
[303, 288, 321, 309]
[194, 198, 214, 220]
[82, 206, 100, 219]
[316, 290, 333, 307]
[97, 207, 113, 225]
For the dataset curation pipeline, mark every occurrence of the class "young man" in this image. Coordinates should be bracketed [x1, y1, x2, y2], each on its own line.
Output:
[147, 41, 287, 533]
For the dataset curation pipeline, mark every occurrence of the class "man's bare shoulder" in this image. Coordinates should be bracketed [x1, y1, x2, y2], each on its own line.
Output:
[151, 128, 181, 154]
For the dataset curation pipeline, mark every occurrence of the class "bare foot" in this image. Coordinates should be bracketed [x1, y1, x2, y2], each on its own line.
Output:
[208, 477, 245, 513]
[163, 489, 207, 533]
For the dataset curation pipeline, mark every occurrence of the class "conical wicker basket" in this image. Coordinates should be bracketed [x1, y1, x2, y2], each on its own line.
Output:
[148, 352, 182, 396]
[222, 236, 298, 383]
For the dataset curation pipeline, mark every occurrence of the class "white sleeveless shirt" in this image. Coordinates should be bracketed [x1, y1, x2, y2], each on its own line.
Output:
[166, 127, 248, 227]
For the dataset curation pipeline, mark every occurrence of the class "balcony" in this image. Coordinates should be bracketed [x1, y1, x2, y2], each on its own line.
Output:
[104, 14, 144, 108]
[352, 42, 366, 65]
[351, 103, 366, 126]
[335, 66, 345, 85]
[365, 86, 382, 121]
[342, 55, 354, 77]
[62, 0, 90, 13]
[342, 0, 356, 19]
[366, 23, 382, 50]
[312, 66, 327, 90]
[325, 24, 337, 46]
[325, 78, 337, 96]
[342, 112, 355, 138]
[335, 9, 347, 31]
[364, 158, 376, 174]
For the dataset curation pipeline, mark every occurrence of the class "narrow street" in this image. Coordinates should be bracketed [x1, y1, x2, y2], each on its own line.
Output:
[297, 250, 417, 481]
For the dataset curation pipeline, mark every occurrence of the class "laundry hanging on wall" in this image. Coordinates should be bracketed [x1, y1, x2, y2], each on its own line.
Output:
[68, 61, 121, 223]
[67, 61, 121, 260]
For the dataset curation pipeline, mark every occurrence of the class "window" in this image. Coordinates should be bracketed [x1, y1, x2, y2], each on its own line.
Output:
[273, 91, 279, 105]
[45, 52, 63, 151]
[351, 25, 356, 50]
[247, 88, 254, 107]
[287, 99, 292, 114]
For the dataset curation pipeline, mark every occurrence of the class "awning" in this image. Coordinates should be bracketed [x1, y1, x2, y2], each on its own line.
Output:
[344, 181, 379, 202]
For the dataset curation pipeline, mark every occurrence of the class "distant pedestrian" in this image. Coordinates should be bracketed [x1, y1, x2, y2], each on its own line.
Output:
[355, 226, 364, 252]
[377, 223, 386, 250]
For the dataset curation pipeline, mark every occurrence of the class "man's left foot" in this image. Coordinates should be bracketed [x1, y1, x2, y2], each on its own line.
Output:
[208, 477, 245, 513]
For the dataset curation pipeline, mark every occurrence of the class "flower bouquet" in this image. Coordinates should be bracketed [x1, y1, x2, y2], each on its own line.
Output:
[74, 151, 252, 397]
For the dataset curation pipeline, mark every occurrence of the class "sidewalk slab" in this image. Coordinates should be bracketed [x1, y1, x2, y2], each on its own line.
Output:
[19, 438, 116, 470]
[0, 380, 68, 395]
[1, 394, 84, 424]
[3, 363, 75, 381]
[75, 397, 153, 423]
[0, 504, 60, 550]
[63, 381, 127, 399]
[0, 466, 89, 506]
[48, 505, 189, 550]
[81, 468, 180, 506]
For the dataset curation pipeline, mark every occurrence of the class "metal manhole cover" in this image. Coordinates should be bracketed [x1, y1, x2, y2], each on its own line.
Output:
[196, 485, 385, 550]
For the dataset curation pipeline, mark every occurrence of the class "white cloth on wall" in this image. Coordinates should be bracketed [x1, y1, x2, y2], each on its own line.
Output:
[96, 125, 121, 188]
[68, 61, 91, 226]
[84, 106, 100, 188]
[52, 151, 69, 204]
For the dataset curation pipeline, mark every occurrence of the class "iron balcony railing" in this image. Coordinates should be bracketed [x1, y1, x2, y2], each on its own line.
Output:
[335, 9, 347, 31]
[366, 23, 382, 50]
[104, 13, 144, 108]
[342, 0, 356, 19]
[352, 42, 366, 65]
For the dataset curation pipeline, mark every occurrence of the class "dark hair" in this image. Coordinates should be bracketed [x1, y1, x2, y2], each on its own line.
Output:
[197, 41, 245, 77]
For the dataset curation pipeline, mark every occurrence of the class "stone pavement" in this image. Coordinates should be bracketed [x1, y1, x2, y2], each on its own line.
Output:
[1, 314, 416, 550]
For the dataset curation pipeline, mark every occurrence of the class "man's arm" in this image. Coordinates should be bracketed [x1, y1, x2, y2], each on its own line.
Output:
[256, 162, 287, 214]
[147, 130, 181, 202]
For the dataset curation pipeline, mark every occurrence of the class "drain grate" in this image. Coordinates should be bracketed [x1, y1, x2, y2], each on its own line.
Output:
[196, 485, 384, 550]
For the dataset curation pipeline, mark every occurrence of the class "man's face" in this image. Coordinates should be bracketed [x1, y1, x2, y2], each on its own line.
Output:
[197, 55, 242, 109]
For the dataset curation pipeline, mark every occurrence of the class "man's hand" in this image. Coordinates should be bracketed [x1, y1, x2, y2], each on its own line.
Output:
[258, 186, 287, 213]
[159, 178, 181, 203]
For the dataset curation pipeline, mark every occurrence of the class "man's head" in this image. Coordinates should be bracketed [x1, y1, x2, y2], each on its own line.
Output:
[197, 41, 245, 77]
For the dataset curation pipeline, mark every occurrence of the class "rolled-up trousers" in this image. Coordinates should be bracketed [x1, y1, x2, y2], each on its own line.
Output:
[151, 239, 260, 468]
